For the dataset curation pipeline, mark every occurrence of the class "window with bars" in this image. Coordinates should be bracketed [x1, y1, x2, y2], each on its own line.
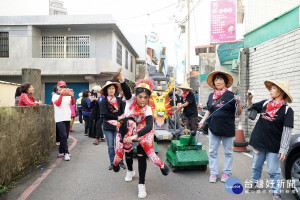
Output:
[130, 56, 134, 72]
[116, 41, 122, 66]
[125, 50, 128, 69]
[0, 32, 9, 58]
[42, 35, 90, 58]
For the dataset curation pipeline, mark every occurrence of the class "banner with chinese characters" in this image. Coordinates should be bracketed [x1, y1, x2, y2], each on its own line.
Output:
[210, 0, 236, 43]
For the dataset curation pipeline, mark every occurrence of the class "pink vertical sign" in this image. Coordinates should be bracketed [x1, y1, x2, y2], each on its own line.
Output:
[210, 0, 236, 43]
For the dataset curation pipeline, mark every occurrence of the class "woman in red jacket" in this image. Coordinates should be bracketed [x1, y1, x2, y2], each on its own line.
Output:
[18, 83, 43, 106]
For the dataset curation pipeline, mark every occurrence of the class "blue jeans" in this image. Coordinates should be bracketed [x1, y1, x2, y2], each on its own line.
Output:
[251, 148, 281, 194]
[208, 129, 234, 176]
[103, 129, 123, 165]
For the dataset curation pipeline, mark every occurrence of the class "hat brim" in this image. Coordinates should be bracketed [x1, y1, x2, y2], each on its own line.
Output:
[100, 82, 121, 95]
[178, 86, 192, 90]
[264, 81, 293, 103]
[206, 71, 234, 89]
[135, 86, 152, 94]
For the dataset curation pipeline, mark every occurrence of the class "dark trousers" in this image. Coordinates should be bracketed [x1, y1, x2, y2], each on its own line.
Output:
[56, 121, 70, 154]
[83, 116, 90, 135]
[89, 117, 97, 138]
[56, 124, 59, 142]
[78, 109, 83, 123]
[125, 145, 147, 184]
[95, 118, 104, 139]
[182, 115, 198, 132]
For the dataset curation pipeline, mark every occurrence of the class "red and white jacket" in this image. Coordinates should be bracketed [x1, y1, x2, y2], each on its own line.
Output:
[18, 93, 38, 106]
[52, 93, 75, 122]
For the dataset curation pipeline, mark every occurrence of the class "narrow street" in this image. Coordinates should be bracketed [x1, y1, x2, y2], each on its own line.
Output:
[1, 123, 296, 200]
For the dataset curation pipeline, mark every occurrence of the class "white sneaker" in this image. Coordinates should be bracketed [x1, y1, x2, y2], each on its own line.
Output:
[125, 170, 135, 182]
[64, 153, 70, 161]
[138, 184, 147, 199]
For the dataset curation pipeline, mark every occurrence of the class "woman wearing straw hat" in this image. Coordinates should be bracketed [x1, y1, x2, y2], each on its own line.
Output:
[198, 71, 242, 183]
[100, 81, 126, 170]
[174, 82, 198, 132]
[247, 80, 294, 200]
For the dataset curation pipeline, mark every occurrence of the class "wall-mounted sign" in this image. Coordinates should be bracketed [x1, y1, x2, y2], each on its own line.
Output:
[210, 0, 236, 43]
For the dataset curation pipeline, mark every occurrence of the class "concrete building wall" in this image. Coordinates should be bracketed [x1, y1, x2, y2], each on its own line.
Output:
[0, 106, 56, 185]
[112, 31, 136, 82]
[31, 26, 42, 58]
[0, 83, 19, 106]
[246, 27, 300, 134]
[198, 53, 216, 106]
[0, 25, 136, 79]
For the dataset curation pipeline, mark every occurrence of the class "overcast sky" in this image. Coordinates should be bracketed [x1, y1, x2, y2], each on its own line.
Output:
[0, 0, 213, 66]
[63, 0, 211, 65]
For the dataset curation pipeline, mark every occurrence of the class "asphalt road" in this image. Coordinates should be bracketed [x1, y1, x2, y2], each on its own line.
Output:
[1, 123, 297, 200]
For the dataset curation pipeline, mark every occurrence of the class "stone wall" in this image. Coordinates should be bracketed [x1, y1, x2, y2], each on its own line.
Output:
[0, 106, 56, 185]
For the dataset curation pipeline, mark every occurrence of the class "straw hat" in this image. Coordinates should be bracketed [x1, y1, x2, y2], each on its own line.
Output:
[100, 81, 121, 95]
[178, 82, 192, 90]
[264, 80, 293, 103]
[206, 71, 234, 89]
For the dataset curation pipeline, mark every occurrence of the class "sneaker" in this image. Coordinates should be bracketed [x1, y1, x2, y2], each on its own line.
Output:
[57, 153, 64, 158]
[160, 164, 170, 176]
[84, 133, 88, 136]
[272, 193, 281, 200]
[58, 153, 71, 157]
[209, 175, 217, 183]
[93, 139, 100, 145]
[113, 164, 120, 172]
[221, 174, 229, 183]
[56, 142, 60, 146]
[64, 153, 70, 161]
[125, 170, 135, 182]
[120, 163, 127, 169]
[108, 164, 113, 170]
[138, 184, 147, 199]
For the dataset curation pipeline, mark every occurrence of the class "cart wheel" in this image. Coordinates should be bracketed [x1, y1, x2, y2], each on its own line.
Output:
[200, 165, 207, 171]
[172, 166, 179, 172]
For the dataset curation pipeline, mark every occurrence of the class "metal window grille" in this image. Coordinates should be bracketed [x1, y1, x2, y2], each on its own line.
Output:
[130, 56, 134, 72]
[42, 36, 64, 58]
[66, 36, 89, 58]
[0, 32, 9, 58]
[42, 35, 90, 58]
[117, 41, 122, 66]
[125, 50, 128, 69]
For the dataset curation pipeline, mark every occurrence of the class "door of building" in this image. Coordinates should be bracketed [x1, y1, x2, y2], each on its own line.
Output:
[45, 82, 89, 105]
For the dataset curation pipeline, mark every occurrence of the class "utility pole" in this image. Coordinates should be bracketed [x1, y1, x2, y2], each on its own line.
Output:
[185, 0, 190, 83]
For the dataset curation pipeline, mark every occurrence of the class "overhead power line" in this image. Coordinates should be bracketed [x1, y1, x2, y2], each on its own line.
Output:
[113, 2, 177, 22]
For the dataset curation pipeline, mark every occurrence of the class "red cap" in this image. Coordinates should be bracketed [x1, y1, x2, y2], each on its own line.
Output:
[57, 80, 66, 87]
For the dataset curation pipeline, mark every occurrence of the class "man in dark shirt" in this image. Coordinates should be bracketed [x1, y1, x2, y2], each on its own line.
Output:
[167, 91, 180, 107]
[174, 82, 198, 132]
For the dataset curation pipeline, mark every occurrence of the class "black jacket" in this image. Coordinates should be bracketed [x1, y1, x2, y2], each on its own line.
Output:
[100, 97, 123, 131]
